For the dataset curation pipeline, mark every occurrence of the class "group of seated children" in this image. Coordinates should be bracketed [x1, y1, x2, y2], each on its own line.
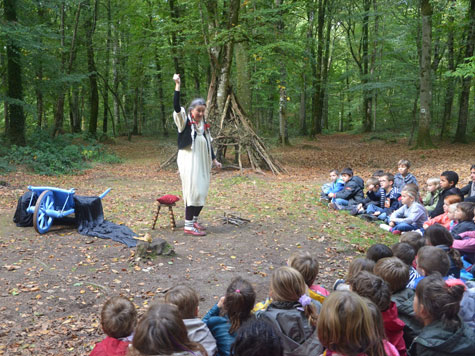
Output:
[90, 245, 475, 356]
[321, 162, 475, 264]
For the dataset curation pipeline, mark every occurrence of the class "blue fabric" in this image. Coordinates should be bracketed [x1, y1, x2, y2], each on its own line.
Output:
[394, 173, 418, 191]
[334, 198, 349, 206]
[392, 222, 418, 232]
[202, 304, 235, 356]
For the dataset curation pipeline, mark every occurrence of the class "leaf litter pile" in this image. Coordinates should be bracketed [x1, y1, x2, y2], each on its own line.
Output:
[0, 134, 474, 354]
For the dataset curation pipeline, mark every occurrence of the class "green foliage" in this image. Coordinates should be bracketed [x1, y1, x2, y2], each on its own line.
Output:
[2, 131, 122, 175]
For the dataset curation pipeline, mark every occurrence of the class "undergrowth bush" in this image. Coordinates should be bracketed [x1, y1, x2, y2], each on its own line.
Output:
[1, 131, 122, 175]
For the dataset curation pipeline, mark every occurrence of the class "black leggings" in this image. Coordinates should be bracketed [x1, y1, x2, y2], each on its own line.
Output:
[185, 206, 203, 221]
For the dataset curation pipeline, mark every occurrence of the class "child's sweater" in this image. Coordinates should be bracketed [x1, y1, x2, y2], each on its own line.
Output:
[422, 188, 442, 213]
[424, 212, 452, 230]
[184, 318, 217, 356]
[382, 302, 407, 356]
[90, 336, 130, 356]
[394, 173, 418, 191]
[430, 186, 463, 218]
[380, 187, 401, 214]
[203, 304, 235, 356]
[390, 202, 427, 228]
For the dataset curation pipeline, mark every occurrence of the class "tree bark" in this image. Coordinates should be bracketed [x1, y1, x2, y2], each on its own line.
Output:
[276, 0, 289, 145]
[85, 0, 99, 136]
[299, 73, 307, 135]
[102, 0, 111, 134]
[4, 0, 26, 145]
[112, 23, 120, 135]
[311, 0, 326, 136]
[362, 0, 372, 132]
[454, 0, 475, 143]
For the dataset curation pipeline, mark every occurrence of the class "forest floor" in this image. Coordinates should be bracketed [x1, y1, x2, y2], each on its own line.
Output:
[0, 133, 474, 355]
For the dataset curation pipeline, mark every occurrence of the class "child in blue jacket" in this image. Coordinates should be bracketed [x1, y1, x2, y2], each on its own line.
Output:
[320, 169, 344, 202]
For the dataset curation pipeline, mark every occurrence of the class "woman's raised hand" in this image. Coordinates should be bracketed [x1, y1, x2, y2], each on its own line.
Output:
[173, 74, 181, 90]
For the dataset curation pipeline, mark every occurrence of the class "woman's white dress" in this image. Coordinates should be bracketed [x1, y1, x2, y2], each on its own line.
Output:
[174, 108, 212, 207]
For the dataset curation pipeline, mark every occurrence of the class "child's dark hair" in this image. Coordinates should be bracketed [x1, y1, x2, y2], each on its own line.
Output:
[341, 167, 353, 176]
[471, 164, 475, 170]
[455, 202, 475, 222]
[398, 159, 411, 168]
[441, 170, 459, 186]
[348, 271, 391, 312]
[317, 291, 385, 356]
[271, 267, 318, 327]
[101, 296, 136, 339]
[164, 285, 199, 319]
[372, 169, 385, 178]
[400, 232, 425, 255]
[366, 244, 393, 263]
[131, 303, 207, 356]
[415, 273, 465, 331]
[230, 319, 283, 356]
[225, 277, 256, 334]
[330, 169, 339, 175]
[288, 251, 319, 287]
[374, 257, 409, 293]
[383, 172, 395, 183]
[391, 242, 416, 266]
[346, 258, 375, 281]
[417, 246, 450, 276]
[424, 224, 463, 269]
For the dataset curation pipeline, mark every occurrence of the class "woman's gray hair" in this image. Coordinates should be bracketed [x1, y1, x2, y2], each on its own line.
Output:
[188, 98, 206, 114]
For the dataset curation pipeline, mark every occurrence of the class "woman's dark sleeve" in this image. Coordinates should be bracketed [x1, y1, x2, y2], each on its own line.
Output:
[174, 90, 181, 113]
[211, 145, 216, 160]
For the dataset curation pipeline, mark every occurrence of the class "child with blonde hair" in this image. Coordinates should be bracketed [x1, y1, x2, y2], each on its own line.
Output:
[422, 177, 441, 213]
[317, 291, 398, 356]
[129, 303, 207, 356]
[256, 266, 323, 356]
[203, 277, 255, 356]
[381, 186, 427, 235]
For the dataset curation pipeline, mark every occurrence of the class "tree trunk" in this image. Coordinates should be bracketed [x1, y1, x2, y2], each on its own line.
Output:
[86, 0, 99, 136]
[311, 0, 326, 136]
[299, 74, 307, 135]
[415, 0, 434, 148]
[371, 0, 379, 131]
[307, 2, 316, 137]
[276, 0, 289, 145]
[70, 85, 81, 132]
[454, 0, 475, 143]
[102, 0, 111, 134]
[1, 52, 8, 136]
[169, 0, 186, 99]
[322, 0, 333, 130]
[362, 0, 372, 132]
[235, 42, 251, 115]
[132, 86, 139, 135]
[112, 23, 120, 135]
[4, 0, 26, 145]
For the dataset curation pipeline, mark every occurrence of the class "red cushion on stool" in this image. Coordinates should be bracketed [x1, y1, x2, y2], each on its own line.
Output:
[157, 194, 180, 205]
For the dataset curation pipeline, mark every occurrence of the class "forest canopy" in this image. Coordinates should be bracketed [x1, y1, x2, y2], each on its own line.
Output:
[1, 0, 474, 151]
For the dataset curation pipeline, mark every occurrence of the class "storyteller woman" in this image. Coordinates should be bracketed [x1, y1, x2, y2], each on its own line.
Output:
[173, 74, 221, 236]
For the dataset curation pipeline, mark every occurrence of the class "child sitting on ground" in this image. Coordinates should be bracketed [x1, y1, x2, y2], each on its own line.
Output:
[327, 167, 365, 210]
[255, 267, 323, 356]
[349, 271, 406, 356]
[394, 159, 418, 191]
[203, 277, 255, 356]
[90, 296, 136, 356]
[409, 274, 475, 355]
[317, 291, 399, 356]
[351, 177, 381, 216]
[452, 205, 475, 264]
[320, 169, 344, 202]
[422, 177, 442, 214]
[381, 186, 427, 234]
[391, 242, 421, 289]
[451, 202, 475, 239]
[425, 224, 463, 278]
[365, 173, 401, 222]
[165, 285, 217, 356]
[460, 164, 475, 203]
[413, 246, 450, 288]
[423, 194, 462, 230]
[366, 243, 394, 263]
[333, 257, 375, 291]
[130, 303, 208, 356]
[230, 319, 283, 356]
[288, 251, 329, 304]
[430, 170, 464, 218]
[374, 257, 422, 348]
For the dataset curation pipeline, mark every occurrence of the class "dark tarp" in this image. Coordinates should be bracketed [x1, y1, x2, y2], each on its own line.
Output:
[13, 191, 137, 248]
[73, 195, 137, 248]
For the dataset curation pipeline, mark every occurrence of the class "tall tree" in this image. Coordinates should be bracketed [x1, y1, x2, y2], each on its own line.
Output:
[454, 0, 475, 143]
[276, 0, 289, 145]
[4, 0, 26, 145]
[85, 0, 99, 135]
[415, 0, 434, 148]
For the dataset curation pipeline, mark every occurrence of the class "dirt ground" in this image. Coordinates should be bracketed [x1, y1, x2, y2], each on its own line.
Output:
[0, 134, 474, 355]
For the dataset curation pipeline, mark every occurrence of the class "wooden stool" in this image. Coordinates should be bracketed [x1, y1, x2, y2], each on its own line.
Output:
[152, 195, 180, 230]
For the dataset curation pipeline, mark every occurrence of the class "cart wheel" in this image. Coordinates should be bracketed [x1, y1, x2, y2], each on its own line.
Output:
[33, 190, 54, 234]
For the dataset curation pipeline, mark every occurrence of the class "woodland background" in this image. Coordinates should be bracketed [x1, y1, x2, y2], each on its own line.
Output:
[1, 0, 475, 172]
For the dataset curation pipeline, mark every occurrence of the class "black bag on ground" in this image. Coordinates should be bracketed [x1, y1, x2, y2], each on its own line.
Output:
[13, 191, 37, 227]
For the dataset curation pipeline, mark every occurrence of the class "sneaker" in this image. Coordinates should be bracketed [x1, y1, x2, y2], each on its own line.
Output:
[333, 279, 345, 291]
[193, 222, 207, 231]
[360, 214, 378, 222]
[379, 224, 392, 232]
[184, 227, 206, 236]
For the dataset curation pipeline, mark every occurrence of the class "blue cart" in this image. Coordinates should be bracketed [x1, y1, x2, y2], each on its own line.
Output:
[26, 186, 111, 234]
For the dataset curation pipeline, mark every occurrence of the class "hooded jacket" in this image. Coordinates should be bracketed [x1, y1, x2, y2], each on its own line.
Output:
[255, 301, 323, 356]
[89, 336, 129, 356]
[334, 176, 365, 205]
[391, 288, 423, 349]
[184, 318, 217, 356]
[382, 302, 407, 356]
[407, 318, 475, 356]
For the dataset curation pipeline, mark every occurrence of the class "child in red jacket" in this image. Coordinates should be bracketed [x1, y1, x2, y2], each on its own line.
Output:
[90, 296, 136, 356]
